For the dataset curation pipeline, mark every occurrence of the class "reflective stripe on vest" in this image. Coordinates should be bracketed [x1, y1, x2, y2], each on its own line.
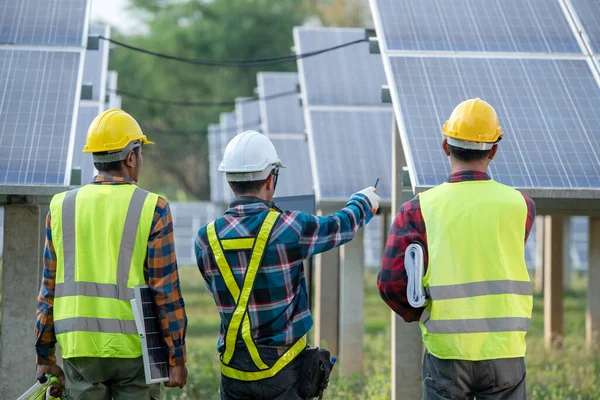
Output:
[419, 180, 533, 361]
[50, 184, 158, 359]
[207, 211, 307, 381]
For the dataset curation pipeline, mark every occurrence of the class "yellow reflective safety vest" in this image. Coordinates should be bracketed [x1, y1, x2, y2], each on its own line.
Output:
[206, 210, 307, 381]
[49, 184, 159, 359]
[419, 179, 533, 361]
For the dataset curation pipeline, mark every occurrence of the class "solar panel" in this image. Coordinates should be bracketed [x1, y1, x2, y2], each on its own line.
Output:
[0, 0, 90, 47]
[131, 286, 169, 384]
[106, 71, 122, 109]
[257, 72, 304, 133]
[235, 98, 261, 133]
[309, 109, 393, 200]
[387, 56, 600, 191]
[270, 134, 314, 197]
[0, 49, 81, 185]
[208, 124, 223, 204]
[371, 0, 581, 53]
[83, 25, 110, 102]
[171, 202, 220, 266]
[74, 105, 98, 185]
[568, 0, 600, 54]
[220, 112, 237, 204]
[294, 27, 388, 105]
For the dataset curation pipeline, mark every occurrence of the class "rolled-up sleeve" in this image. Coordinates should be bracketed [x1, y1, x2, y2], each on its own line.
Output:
[378, 197, 427, 322]
[147, 198, 188, 366]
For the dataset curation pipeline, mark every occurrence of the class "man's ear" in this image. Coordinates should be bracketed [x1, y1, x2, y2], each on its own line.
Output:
[264, 174, 273, 192]
[489, 144, 499, 160]
[125, 151, 136, 168]
[442, 138, 451, 156]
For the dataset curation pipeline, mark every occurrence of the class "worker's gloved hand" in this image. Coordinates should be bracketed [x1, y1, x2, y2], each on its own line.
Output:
[355, 186, 380, 213]
[165, 364, 188, 389]
[35, 364, 65, 397]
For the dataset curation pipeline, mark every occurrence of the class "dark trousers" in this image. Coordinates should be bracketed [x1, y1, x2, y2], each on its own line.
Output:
[220, 347, 307, 400]
[422, 350, 526, 400]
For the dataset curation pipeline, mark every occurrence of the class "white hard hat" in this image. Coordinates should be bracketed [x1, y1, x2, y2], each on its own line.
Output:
[219, 130, 286, 182]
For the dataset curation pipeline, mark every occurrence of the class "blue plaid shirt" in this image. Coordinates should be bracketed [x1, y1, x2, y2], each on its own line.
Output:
[195, 194, 373, 352]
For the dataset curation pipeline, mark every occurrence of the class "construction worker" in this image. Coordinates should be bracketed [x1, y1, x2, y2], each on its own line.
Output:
[34, 109, 188, 399]
[379, 99, 536, 400]
[194, 130, 380, 400]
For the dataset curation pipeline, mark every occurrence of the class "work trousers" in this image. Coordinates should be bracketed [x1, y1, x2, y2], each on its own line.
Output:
[422, 350, 526, 400]
[220, 346, 307, 400]
[63, 356, 160, 400]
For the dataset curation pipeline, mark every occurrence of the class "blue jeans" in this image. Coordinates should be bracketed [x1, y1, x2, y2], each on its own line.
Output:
[422, 350, 526, 400]
[220, 346, 307, 400]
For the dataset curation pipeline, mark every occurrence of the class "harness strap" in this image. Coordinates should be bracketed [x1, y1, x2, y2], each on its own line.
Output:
[207, 211, 280, 371]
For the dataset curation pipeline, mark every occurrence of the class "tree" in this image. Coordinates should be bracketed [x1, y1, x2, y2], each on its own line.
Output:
[109, 0, 308, 200]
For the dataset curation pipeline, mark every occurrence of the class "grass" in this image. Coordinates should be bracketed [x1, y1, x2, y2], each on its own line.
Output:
[162, 268, 600, 400]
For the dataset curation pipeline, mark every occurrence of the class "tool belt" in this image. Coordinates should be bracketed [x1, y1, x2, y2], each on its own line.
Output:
[299, 347, 332, 400]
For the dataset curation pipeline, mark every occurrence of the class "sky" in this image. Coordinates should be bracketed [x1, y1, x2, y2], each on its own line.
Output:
[90, 0, 140, 34]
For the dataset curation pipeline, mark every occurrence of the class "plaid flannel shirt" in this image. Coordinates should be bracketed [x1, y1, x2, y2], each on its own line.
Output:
[35, 174, 187, 366]
[379, 171, 536, 322]
[195, 194, 373, 352]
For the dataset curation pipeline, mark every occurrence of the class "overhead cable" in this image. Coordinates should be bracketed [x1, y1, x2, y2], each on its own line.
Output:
[110, 88, 298, 107]
[99, 36, 368, 67]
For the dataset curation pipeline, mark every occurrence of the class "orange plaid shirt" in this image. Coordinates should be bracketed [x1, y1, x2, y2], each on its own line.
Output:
[35, 174, 187, 366]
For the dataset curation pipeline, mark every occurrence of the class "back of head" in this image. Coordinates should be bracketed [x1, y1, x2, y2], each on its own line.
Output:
[83, 109, 154, 177]
[442, 98, 503, 162]
[219, 131, 286, 197]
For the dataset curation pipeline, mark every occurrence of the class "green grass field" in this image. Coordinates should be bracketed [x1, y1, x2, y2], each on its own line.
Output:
[163, 268, 600, 400]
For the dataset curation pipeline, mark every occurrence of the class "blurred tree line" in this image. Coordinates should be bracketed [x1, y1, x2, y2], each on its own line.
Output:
[109, 0, 369, 200]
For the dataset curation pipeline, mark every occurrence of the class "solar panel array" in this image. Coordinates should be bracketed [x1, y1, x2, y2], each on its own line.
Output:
[567, 0, 600, 54]
[220, 112, 237, 204]
[0, 0, 90, 188]
[208, 124, 223, 204]
[171, 202, 221, 266]
[257, 72, 304, 134]
[0, 0, 89, 47]
[269, 135, 313, 197]
[294, 27, 393, 202]
[369, 0, 600, 198]
[235, 98, 261, 133]
[106, 71, 122, 109]
[73, 25, 110, 186]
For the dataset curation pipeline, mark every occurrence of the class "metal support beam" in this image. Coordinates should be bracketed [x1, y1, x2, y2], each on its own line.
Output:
[534, 216, 544, 293]
[338, 229, 364, 375]
[587, 217, 600, 348]
[0, 204, 44, 398]
[390, 118, 422, 400]
[544, 215, 564, 350]
[563, 217, 572, 290]
[313, 207, 340, 356]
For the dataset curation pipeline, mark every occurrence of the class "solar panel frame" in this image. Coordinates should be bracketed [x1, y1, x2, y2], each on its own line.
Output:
[235, 98, 261, 133]
[83, 25, 110, 103]
[0, 48, 85, 188]
[370, 0, 584, 54]
[131, 286, 170, 384]
[565, 0, 600, 55]
[0, 0, 92, 47]
[106, 71, 122, 109]
[257, 72, 304, 134]
[269, 134, 314, 197]
[294, 27, 389, 106]
[369, 0, 600, 200]
[220, 112, 237, 204]
[208, 124, 223, 204]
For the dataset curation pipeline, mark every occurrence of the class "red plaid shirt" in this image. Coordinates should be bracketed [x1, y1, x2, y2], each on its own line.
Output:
[35, 174, 187, 366]
[378, 170, 536, 322]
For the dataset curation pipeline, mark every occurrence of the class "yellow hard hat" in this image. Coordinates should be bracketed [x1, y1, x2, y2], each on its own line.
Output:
[442, 98, 503, 150]
[82, 109, 154, 154]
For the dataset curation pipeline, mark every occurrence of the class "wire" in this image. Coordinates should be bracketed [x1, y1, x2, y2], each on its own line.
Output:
[110, 88, 298, 107]
[99, 35, 368, 67]
[144, 119, 262, 137]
